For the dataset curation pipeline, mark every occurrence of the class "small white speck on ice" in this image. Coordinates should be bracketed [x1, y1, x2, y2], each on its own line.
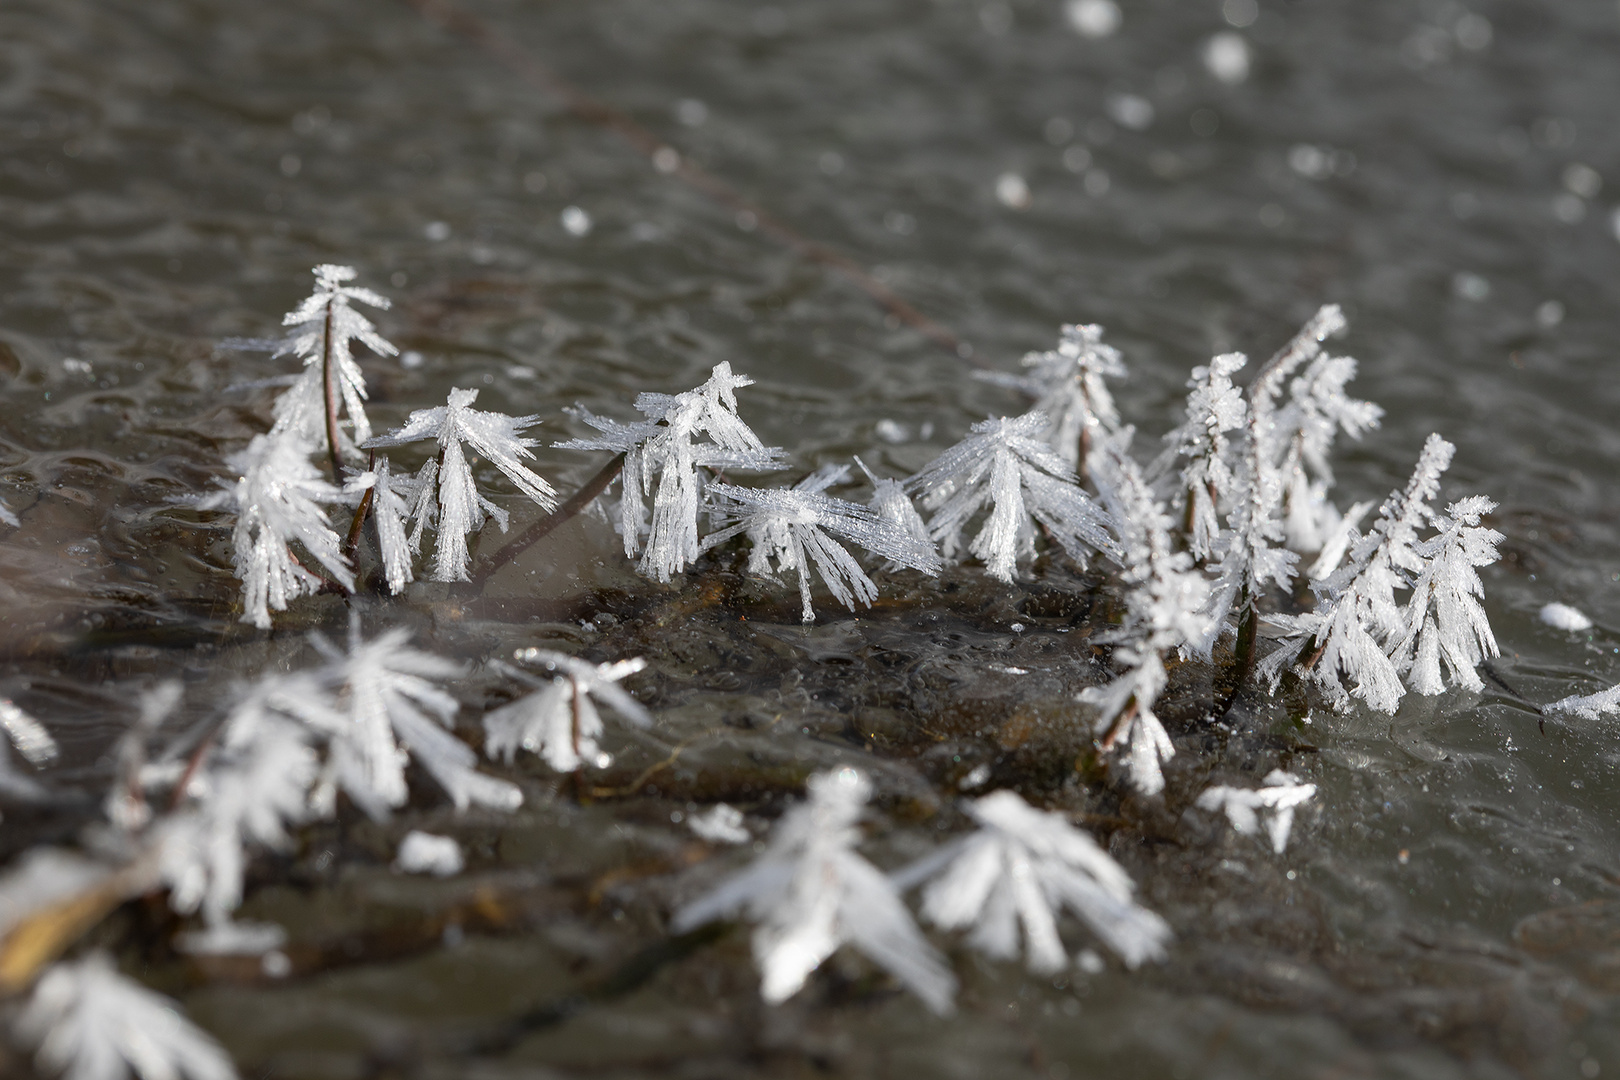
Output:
[395, 831, 464, 877]
[1539, 602, 1593, 632]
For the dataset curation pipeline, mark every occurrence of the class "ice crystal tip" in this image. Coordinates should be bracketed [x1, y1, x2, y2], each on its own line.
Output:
[900, 789, 1171, 972]
[673, 767, 956, 1014]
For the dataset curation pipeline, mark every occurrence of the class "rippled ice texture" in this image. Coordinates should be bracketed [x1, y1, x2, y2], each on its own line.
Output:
[2, 0, 1620, 1077]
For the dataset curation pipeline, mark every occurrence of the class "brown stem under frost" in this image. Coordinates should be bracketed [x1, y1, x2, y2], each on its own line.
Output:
[472, 453, 626, 586]
[342, 451, 377, 569]
[321, 300, 343, 482]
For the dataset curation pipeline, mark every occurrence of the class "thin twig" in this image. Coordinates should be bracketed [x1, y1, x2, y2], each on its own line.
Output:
[342, 450, 377, 569]
[472, 453, 626, 585]
[320, 300, 343, 482]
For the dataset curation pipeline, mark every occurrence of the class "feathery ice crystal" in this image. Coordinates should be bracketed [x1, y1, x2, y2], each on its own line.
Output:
[907, 410, 1117, 583]
[1154, 351, 1247, 562]
[1274, 349, 1383, 553]
[205, 432, 353, 629]
[557, 362, 785, 582]
[367, 387, 558, 582]
[17, 952, 238, 1080]
[308, 619, 522, 816]
[1259, 434, 1490, 713]
[1079, 439, 1210, 794]
[704, 465, 942, 622]
[977, 323, 1125, 477]
[1200, 306, 1345, 657]
[271, 264, 397, 454]
[484, 648, 651, 772]
[1545, 681, 1620, 722]
[343, 458, 418, 594]
[896, 790, 1170, 973]
[673, 767, 957, 1014]
[1196, 770, 1316, 854]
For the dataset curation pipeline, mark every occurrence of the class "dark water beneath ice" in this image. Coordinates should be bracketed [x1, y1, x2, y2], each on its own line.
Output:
[3, 0, 1620, 1076]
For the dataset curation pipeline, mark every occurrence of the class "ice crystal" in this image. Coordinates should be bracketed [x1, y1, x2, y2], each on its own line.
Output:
[855, 456, 935, 570]
[367, 387, 558, 582]
[0, 498, 17, 527]
[704, 466, 941, 622]
[906, 410, 1117, 583]
[0, 698, 58, 766]
[0, 849, 117, 942]
[1154, 352, 1247, 561]
[1274, 350, 1382, 553]
[1080, 440, 1210, 794]
[308, 619, 522, 816]
[1201, 308, 1345, 652]
[394, 831, 464, 877]
[977, 323, 1125, 476]
[204, 432, 353, 629]
[17, 952, 237, 1080]
[672, 767, 956, 1014]
[343, 458, 418, 594]
[1260, 434, 1456, 713]
[483, 649, 651, 772]
[1196, 770, 1316, 853]
[895, 790, 1171, 972]
[555, 363, 785, 582]
[688, 803, 751, 845]
[1544, 681, 1620, 722]
[1539, 602, 1593, 632]
[1389, 495, 1502, 695]
[156, 712, 315, 934]
[269, 264, 396, 451]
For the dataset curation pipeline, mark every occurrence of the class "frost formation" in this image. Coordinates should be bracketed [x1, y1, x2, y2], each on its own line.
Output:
[484, 648, 651, 772]
[1196, 769, 1317, 853]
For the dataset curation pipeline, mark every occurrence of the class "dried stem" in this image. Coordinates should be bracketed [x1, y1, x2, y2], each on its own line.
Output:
[472, 452, 626, 586]
[320, 300, 343, 482]
[342, 451, 377, 569]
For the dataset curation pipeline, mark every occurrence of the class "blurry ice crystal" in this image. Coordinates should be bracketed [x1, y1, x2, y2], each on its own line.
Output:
[560, 205, 592, 236]
[673, 768, 956, 1014]
[1222, 0, 1258, 28]
[1540, 602, 1593, 632]
[395, 831, 464, 877]
[995, 172, 1031, 209]
[400, 349, 424, 369]
[485, 651, 650, 772]
[424, 221, 451, 242]
[896, 790, 1171, 972]
[18, 953, 238, 1080]
[1062, 145, 1092, 172]
[1064, 0, 1121, 38]
[675, 98, 708, 126]
[874, 419, 910, 443]
[1106, 93, 1154, 131]
[689, 803, 750, 845]
[1288, 144, 1333, 180]
[1197, 770, 1316, 853]
[1083, 169, 1110, 196]
[1536, 300, 1566, 328]
[1452, 272, 1490, 301]
[1552, 193, 1586, 224]
[652, 146, 679, 173]
[0, 699, 58, 766]
[1203, 31, 1251, 84]
[1563, 163, 1602, 199]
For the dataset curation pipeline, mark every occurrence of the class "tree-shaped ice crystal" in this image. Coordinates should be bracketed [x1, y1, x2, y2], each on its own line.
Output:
[672, 767, 956, 1014]
[366, 387, 558, 582]
[1196, 770, 1317, 853]
[895, 789, 1171, 973]
[1154, 352, 1247, 562]
[977, 323, 1125, 478]
[1388, 495, 1502, 695]
[906, 410, 1116, 583]
[484, 648, 651, 772]
[704, 465, 941, 622]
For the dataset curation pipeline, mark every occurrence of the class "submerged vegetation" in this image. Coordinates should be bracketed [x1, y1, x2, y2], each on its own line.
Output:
[6, 258, 1605, 1078]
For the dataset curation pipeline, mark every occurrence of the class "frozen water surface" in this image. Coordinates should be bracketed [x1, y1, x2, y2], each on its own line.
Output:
[1, 0, 1620, 1077]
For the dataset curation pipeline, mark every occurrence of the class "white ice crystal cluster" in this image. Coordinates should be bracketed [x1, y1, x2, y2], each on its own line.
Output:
[16, 953, 238, 1080]
[1260, 435, 1503, 712]
[704, 465, 941, 622]
[906, 410, 1118, 583]
[1196, 770, 1317, 854]
[210, 266, 568, 624]
[1080, 439, 1211, 794]
[556, 362, 786, 581]
[895, 789, 1171, 973]
[974, 323, 1126, 476]
[674, 768, 957, 1014]
[484, 648, 651, 772]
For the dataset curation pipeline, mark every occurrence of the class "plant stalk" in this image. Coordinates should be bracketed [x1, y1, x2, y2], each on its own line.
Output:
[321, 300, 344, 482]
[472, 452, 626, 586]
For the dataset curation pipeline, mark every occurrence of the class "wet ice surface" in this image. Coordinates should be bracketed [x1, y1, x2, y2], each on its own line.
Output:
[3, 0, 1620, 1076]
